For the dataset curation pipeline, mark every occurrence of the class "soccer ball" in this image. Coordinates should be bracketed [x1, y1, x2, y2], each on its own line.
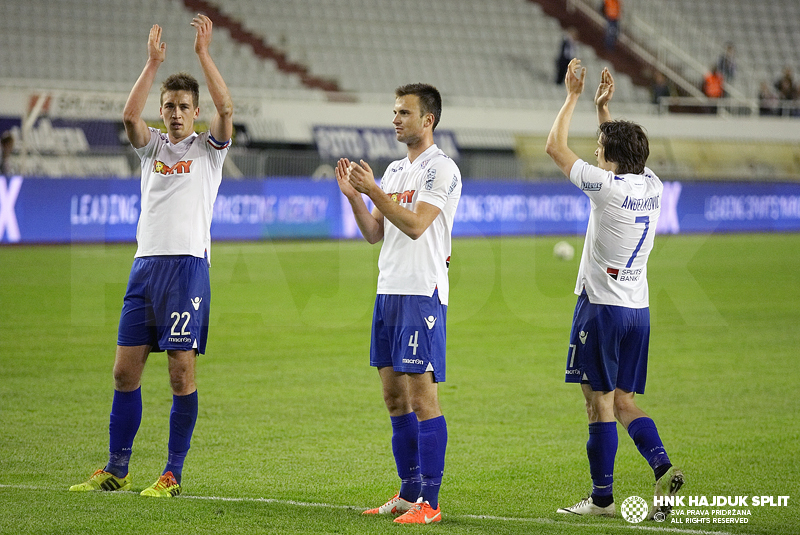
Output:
[553, 240, 575, 261]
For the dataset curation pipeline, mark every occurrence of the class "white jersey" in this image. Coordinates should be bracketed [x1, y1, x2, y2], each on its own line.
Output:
[133, 128, 229, 263]
[376, 144, 462, 305]
[570, 159, 663, 308]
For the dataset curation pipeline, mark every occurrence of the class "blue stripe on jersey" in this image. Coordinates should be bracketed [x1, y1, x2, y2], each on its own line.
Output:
[207, 133, 230, 150]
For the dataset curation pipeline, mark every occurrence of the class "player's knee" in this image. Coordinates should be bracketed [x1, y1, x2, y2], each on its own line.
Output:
[383, 391, 411, 414]
[112, 365, 139, 391]
[613, 396, 635, 420]
[169, 372, 194, 395]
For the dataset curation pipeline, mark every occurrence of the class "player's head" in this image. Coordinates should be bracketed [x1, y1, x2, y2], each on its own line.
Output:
[159, 72, 200, 142]
[161, 72, 200, 108]
[597, 120, 649, 174]
[395, 83, 442, 132]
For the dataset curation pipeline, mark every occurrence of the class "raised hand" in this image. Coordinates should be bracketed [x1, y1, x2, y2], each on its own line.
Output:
[335, 158, 359, 199]
[148, 24, 166, 63]
[595, 67, 615, 108]
[565, 58, 586, 96]
[191, 14, 213, 56]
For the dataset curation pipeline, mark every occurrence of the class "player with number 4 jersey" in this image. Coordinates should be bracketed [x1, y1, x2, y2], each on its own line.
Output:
[546, 60, 683, 520]
[336, 83, 460, 525]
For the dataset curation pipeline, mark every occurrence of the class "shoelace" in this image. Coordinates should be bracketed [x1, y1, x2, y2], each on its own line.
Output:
[155, 474, 176, 489]
[573, 496, 592, 509]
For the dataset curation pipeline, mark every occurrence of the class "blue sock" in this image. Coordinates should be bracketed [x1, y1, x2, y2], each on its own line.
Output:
[391, 413, 421, 503]
[418, 415, 447, 509]
[587, 421, 617, 505]
[105, 388, 142, 478]
[627, 417, 671, 479]
[164, 391, 198, 485]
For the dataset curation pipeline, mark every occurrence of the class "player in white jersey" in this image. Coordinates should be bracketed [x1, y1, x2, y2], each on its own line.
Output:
[70, 15, 232, 498]
[546, 60, 683, 520]
[336, 83, 461, 525]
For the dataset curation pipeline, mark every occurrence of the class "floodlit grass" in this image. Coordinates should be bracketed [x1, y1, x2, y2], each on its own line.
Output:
[0, 234, 798, 534]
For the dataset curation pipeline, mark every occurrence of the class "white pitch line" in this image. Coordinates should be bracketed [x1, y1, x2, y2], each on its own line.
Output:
[0, 484, 748, 535]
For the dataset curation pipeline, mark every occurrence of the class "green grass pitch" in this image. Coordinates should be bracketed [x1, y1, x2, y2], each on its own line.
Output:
[0, 234, 798, 534]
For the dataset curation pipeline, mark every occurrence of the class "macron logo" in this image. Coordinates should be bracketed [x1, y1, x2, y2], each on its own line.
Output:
[191, 297, 202, 311]
[579, 331, 588, 345]
[424, 315, 436, 330]
[0, 176, 23, 243]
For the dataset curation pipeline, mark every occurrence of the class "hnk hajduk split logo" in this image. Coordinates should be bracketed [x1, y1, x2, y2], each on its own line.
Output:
[621, 496, 649, 523]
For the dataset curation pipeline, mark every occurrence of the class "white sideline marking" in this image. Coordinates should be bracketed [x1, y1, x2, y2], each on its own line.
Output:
[0, 484, 745, 535]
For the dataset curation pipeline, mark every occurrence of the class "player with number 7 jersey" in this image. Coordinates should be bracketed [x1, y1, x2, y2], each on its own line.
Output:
[546, 60, 683, 520]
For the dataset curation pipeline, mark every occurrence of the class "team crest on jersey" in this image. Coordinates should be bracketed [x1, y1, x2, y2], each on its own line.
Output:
[420, 159, 431, 169]
[389, 190, 415, 204]
[425, 168, 437, 190]
[153, 159, 193, 175]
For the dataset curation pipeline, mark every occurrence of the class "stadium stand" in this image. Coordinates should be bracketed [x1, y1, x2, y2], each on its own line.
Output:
[0, 0, 798, 179]
[0, 0, 315, 96]
[624, 0, 800, 101]
[0, 0, 648, 109]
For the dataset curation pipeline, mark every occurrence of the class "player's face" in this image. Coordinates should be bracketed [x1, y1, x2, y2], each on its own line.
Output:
[595, 134, 614, 172]
[160, 90, 199, 143]
[393, 95, 431, 146]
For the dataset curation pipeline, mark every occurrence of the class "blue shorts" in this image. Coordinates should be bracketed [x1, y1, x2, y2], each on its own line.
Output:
[117, 255, 210, 354]
[370, 290, 447, 382]
[565, 291, 650, 394]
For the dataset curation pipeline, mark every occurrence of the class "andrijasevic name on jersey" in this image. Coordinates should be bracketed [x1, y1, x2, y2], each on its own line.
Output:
[621, 194, 660, 211]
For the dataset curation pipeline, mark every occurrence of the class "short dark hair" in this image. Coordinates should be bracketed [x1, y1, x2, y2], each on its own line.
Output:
[598, 120, 649, 174]
[160, 72, 200, 108]
[395, 83, 442, 131]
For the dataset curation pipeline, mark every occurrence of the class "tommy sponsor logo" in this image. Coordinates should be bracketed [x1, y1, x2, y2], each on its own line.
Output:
[581, 180, 603, 191]
[579, 331, 588, 345]
[424, 315, 436, 329]
[153, 159, 193, 175]
[0, 176, 23, 243]
[389, 190, 415, 204]
[191, 297, 203, 311]
[607, 267, 620, 280]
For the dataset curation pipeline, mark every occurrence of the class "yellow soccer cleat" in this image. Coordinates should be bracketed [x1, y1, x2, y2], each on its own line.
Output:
[69, 469, 131, 492]
[140, 471, 182, 497]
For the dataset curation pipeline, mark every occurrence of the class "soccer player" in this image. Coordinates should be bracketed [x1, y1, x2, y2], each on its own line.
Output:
[69, 15, 232, 497]
[545, 60, 683, 519]
[335, 84, 461, 524]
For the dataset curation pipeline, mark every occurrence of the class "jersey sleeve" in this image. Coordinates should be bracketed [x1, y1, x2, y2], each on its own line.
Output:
[202, 132, 231, 169]
[416, 157, 459, 210]
[132, 128, 160, 160]
[569, 159, 615, 206]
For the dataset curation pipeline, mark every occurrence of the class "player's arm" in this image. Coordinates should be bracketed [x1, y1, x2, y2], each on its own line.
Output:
[347, 159, 440, 241]
[335, 158, 385, 244]
[192, 14, 233, 143]
[595, 67, 615, 125]
[123, 24, 166, 149]
[545, 58, 585, 178]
